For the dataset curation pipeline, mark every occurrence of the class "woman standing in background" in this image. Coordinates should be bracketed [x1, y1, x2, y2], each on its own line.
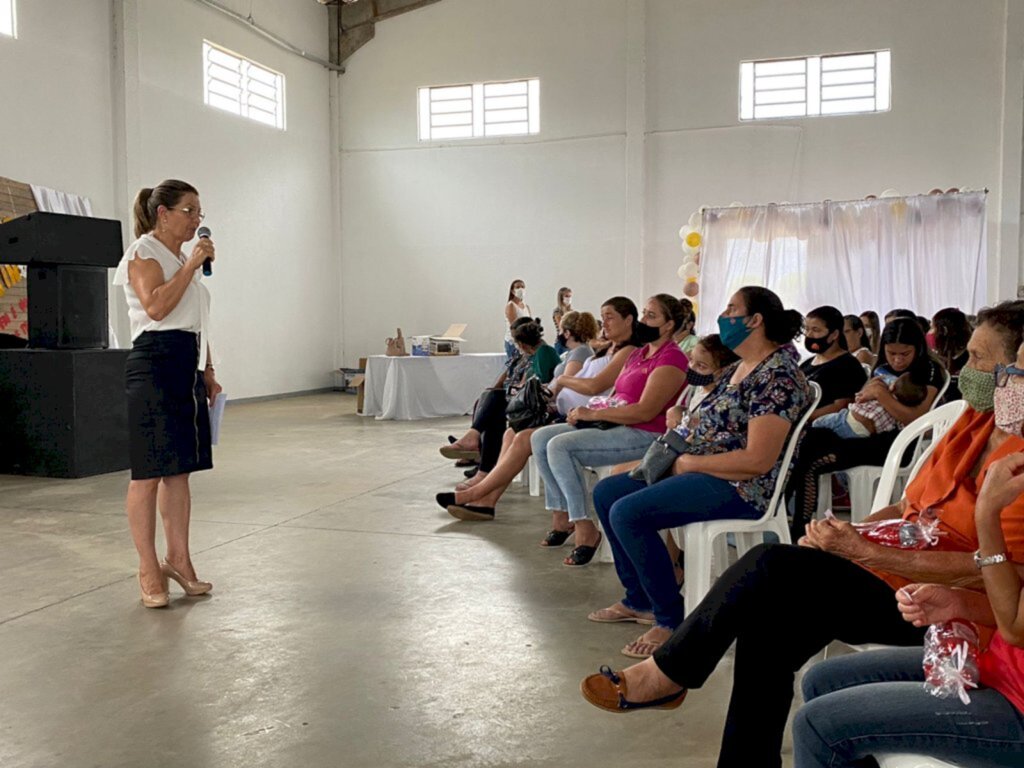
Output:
[504, 279, 531, 359]
[860, 310, 882, 355]
[553, 287, 573, 356]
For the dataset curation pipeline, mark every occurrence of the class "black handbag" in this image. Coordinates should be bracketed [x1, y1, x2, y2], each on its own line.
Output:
[629, 428, 691, 485]
[506, 377, 553, 432]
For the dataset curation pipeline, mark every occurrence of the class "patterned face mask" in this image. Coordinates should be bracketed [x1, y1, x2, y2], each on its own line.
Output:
[957, 366, 996, 413]
[994, 367, 1024, 436]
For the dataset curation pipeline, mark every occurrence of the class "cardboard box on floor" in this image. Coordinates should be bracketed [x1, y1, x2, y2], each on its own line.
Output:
[356, 357, 367, 413]
[430, 324, 466, 356]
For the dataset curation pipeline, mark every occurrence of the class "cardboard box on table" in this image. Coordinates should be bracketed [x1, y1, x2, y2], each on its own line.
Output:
[430, 324, 467, 356]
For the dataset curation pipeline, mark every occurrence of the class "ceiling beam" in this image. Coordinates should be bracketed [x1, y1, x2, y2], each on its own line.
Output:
[328, 0, 443, 67]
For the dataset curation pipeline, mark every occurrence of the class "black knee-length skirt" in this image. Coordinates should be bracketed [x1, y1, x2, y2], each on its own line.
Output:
[126, 330, 213, 480]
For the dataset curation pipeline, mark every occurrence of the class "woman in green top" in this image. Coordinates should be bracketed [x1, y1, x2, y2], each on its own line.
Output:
[518, 318, 561, 383]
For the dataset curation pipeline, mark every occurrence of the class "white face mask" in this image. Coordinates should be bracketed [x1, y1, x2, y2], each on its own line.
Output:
[514, 288, 525, 300]
[563, 296, 572, 306]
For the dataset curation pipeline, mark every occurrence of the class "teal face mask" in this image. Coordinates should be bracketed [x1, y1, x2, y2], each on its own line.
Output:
[718, 315, 753, 351]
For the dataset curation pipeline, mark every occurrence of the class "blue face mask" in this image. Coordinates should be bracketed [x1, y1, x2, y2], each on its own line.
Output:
[718, 315, 753, 351]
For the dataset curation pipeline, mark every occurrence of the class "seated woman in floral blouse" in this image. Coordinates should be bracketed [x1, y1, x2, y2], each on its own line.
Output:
[588, 286, 812, 658]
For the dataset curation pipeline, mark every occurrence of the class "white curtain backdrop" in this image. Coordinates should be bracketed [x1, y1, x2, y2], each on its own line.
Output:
[697, 192, 987, 333]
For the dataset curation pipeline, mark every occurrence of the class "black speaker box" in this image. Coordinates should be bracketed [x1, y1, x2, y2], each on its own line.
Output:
[0, 212, 123, 267]
[0, 349, 130, 478]
[27, 265, 109, 349]
[1, 212, 124, 350]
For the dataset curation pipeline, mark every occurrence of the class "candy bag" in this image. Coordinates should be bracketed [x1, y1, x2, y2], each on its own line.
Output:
[829, 507, 942, 550]
[922, 620, 980, 705]
[587, 395, 628, 411]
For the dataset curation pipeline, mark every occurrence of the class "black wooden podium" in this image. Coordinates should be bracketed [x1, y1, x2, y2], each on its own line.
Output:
[0, 212, 129, 477]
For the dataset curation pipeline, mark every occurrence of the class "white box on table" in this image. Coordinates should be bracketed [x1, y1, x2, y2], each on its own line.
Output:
[430, 323, 467, 356]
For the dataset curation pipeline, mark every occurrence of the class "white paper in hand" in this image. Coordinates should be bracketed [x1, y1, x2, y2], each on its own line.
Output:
[210, 393, 227, 446]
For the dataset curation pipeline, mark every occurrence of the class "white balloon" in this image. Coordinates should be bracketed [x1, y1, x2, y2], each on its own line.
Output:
[678, 225, 696, 242]
[681, 242, 698, 257]
[681, 253, 698, 267]
[880, 188, 901, 198]
[688, 211, 701, 230]
[681, 262, 699, 280]
[729, 201, 744, 207]
[677, 263, 689, 280]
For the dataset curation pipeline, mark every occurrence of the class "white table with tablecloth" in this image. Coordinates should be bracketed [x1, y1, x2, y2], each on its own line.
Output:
[360, 353, 508, 420]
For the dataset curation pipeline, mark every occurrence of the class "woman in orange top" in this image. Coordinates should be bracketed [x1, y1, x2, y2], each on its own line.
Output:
[790, 354, 1024, 767]
[577, 302, 1024, 768]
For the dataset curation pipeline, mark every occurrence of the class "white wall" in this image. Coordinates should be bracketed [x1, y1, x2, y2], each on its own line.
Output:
[130, 0, 337, 398]
[1, 0, 338, 399]
[0, 0, 117, 215]
[339, 0, 631, 360]
[338, 0, 1022, 366]
[644, 0, 1009, 302]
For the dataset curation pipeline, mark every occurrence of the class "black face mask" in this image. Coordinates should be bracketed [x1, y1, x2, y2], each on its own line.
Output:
[634, 323, 661, 345]
[804, 334, 831, 354]
[686, 369, 715, 387]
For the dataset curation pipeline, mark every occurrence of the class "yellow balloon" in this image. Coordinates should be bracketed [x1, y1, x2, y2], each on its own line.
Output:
[685, 231, 702, 249]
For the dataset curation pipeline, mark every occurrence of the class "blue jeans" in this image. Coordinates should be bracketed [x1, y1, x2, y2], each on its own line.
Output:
[593, 471, 760, 629]
[812, 410, 864, 440]
[794, 647, 1024, 768]
[504, 339, 517, 360]
[529, 423, 656, 523]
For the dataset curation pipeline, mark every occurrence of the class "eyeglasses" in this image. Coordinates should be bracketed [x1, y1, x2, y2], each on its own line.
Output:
[170, 206, 205, 221]
[994, 363, 1024, 388]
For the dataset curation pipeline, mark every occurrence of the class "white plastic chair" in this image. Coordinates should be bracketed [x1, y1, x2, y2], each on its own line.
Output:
[673, 382, 822, 613]
[517, 455, 541, 496]
[584, 465, 616, 563]
[861, 399, 968, 516]
[876, 754, 959, 768]
[817, 370, 953, 522]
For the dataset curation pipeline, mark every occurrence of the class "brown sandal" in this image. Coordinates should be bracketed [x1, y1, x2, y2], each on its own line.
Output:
[580, 666, 687, 713]
[587, 603, 655, 625]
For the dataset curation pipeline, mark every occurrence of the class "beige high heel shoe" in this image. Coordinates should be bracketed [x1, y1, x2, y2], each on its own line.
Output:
[139, 573, 169, 609]
[161, 560, 213, 596]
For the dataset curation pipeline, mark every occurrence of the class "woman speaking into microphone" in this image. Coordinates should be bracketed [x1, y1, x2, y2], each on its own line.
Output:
[112, 179, 221, 608]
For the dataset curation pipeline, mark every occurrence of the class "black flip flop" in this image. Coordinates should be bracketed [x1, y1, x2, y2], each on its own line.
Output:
[563, 533, 602, 567]
[540, 528, 574, 548]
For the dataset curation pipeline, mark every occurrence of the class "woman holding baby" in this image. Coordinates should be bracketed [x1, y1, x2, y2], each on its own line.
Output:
[788, 317, 945, 539]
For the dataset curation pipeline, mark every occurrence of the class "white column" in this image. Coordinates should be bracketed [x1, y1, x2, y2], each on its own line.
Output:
[109, 0, 143, 347]
[623, 0, 647, 302]
[995, 0, 1024, 302]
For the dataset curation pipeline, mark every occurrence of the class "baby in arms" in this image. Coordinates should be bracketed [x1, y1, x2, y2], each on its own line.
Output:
[812, 372, 928, 439]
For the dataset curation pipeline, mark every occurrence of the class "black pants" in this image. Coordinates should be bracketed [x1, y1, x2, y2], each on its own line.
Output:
[651, 543, 925, 768]
[786, 427, 898, 540]
[470, 388, 507, 473]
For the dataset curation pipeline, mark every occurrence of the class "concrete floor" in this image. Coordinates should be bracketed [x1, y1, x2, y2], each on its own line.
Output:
[0, 393, 801, 768]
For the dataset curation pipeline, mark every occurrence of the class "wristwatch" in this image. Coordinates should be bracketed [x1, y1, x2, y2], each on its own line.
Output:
[973, 550, 1009, 569]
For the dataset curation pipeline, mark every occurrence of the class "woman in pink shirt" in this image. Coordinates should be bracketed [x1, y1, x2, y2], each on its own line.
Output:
[530, 295, 690, 567]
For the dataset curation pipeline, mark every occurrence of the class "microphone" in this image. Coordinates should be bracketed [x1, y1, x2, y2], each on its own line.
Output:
[197, 226, 213, 276]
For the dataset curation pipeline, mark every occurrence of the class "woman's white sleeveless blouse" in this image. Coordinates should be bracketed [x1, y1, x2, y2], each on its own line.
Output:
[112, 233, 213, 370]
